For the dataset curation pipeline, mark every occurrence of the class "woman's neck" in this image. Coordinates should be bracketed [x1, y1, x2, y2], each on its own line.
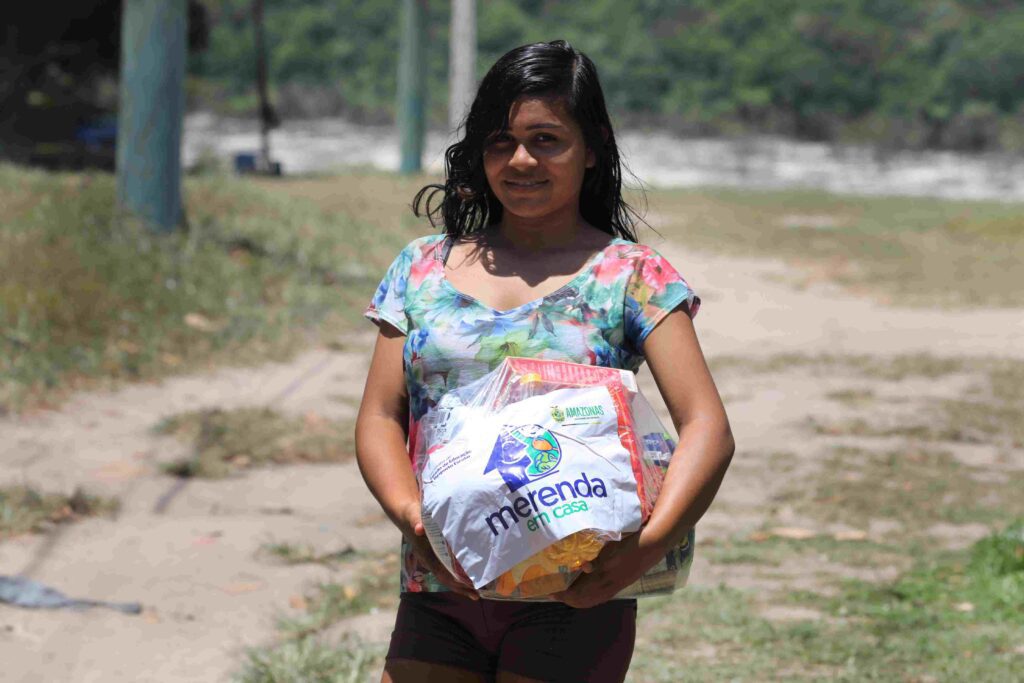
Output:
[495, 209, 591, 253]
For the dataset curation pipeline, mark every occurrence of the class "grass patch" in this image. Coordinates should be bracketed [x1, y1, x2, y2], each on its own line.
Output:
[155, 407, 355, 479]
[0, 485, 119, 538]
[843, 520, 1024, 625]
[709, 352, 968, 380]
[937, 358, 1024, 449]
[648, 186, 1024, 308]
[234, 634, 382, 683]
[277, 553, 399, 640]
[706, 534, 906, 571]
[257, 540, 356, 566]
[937, 398, 1024, 449]
[809, 358, 1023, 449]
[717, 354, 1022, 449]
[0, 164, 432, 413]
[784, 446, 1024, 530]
[811, 521, 1024, 680]
[808, 416, 956, 441]
[825, 388, 876, 407]
[632, 586, 787, 681]
[632, 522, 1024, 681]
[812, 405, 1023, 449]
[5, 164, 1022, 414]
[234, 550, 397, 681]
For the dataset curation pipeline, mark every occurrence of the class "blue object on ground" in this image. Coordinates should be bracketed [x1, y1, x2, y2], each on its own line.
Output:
[75, 122, 118, 149]
[0, 575, 142, 614]
[233, 153, 283, 175]
[234, 153, 257, 173]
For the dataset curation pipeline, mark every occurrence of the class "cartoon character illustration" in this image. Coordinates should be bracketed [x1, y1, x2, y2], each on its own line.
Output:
[484, 424, 561, 493]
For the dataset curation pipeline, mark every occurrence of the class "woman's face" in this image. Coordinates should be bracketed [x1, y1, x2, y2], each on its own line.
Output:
[482, 96, 595, 224]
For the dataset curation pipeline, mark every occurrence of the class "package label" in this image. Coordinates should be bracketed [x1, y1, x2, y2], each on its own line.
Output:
[420, 386, 644, 588]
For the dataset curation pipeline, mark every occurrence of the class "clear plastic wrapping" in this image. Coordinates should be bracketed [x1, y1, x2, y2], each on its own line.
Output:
[414, 357, 694, 600]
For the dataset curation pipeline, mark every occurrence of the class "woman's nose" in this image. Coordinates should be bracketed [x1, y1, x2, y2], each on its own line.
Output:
[509, 143, 537, 169]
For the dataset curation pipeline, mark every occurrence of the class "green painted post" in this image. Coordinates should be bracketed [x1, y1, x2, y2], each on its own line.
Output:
[116, 0, 187, 233]
[397, 0, 427, 174]
[448, 0, 476, 133]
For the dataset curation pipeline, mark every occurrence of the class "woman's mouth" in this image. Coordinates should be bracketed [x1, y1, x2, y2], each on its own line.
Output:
[504, 180, 548, 190]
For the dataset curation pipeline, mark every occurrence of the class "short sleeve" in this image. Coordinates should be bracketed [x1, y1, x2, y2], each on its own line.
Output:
[624, 247, 700, 349]
[364, 243, 414, 335]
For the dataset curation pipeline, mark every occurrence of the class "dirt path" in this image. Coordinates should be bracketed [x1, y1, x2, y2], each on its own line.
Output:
[2, 242, 1021, 682]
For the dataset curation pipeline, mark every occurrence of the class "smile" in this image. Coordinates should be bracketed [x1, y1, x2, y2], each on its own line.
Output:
[505, 180, 548, 189]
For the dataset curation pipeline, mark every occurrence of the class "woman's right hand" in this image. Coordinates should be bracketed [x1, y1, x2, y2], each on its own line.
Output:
[399, 501, 480, 600]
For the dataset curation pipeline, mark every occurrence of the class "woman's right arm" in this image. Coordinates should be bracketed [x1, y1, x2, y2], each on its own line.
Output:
[354, 323, 478, 599]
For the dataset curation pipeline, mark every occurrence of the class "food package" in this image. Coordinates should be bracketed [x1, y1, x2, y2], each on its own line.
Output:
[414, 357, 694, 600]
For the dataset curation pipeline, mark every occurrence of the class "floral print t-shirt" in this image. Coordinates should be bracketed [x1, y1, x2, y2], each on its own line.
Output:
[364, 233, 700, 593]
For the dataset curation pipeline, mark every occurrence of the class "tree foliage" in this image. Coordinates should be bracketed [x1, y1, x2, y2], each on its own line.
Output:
[190, 0, 1024, 150]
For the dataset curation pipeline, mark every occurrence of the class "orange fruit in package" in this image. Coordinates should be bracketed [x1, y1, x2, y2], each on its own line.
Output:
[495, 573, 514, 596]
[516, 563, 568, 598]
[490, 530, 607, 598]
[544, 529, 604, 569]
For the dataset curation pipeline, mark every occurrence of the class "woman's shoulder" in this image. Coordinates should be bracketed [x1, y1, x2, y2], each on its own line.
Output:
[399, 233, 447, 257]
[601, 238, 670, 264]
[385, 233, 448, 269]
[595, 237, 695, 297]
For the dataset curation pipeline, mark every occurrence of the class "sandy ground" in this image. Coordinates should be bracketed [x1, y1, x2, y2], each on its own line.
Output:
[2, 240, 1022, 682]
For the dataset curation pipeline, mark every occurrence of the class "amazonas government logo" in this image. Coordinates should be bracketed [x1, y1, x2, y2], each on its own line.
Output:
[550, 403, 605, 423]
[483, 424, 561, 493]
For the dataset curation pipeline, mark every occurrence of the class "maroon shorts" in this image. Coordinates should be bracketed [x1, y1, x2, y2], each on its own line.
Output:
[385, 592, 637, 682]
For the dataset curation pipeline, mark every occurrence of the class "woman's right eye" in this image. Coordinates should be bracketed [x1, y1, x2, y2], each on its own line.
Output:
[486, 134, 513, 147]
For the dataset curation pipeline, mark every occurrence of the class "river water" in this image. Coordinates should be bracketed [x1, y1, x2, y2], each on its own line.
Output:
[183, 113, 1024, 202]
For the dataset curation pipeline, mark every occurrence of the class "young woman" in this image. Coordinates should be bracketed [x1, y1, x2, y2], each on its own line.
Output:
[356, 40, 734, 683]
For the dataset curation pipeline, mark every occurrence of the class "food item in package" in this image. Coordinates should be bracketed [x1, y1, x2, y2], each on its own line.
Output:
[414, 357, 695, 600]
[494, 529, 605, 598]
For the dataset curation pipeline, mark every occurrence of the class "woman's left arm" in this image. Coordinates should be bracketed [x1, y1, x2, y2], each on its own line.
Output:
[551, 305, 735, 608]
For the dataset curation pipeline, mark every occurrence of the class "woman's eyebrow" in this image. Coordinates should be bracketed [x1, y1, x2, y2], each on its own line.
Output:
[524, 122, 565, 130]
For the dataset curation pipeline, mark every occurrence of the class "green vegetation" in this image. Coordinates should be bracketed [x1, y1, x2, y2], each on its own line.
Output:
[234, 635, 381, 683]
[257, 539, 356, 566]
[749, 356, 1024, 531]
[798, 446, 1024, 529]
[0, 164, 428, 413]
[825, 388, 876, 407]
[0, 486, 119, 538]
[853, 520, 1024, 627]
[5, 163, 1021, 414]
[211, 176, 1024, 315]
[709, 352, 971, 379]
[277, 564, 398, 640]
[633, 521, 1024, 681]
[234, 552, 397, 682]
[194, 0, 1024, 151]
[636, 351, 1024, 680]
[155, 407, 356, 479]
[939, 358, 1024, 449]
[811, 403, 1023, 449]
[651, 187, 1024, 307]
[4, 163, 1021, 417]
[706, 533, 908, 571]
[799, 355, 1023, 449]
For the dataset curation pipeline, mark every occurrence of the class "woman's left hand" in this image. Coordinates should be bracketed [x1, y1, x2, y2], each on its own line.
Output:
[548, 526, 668, 609]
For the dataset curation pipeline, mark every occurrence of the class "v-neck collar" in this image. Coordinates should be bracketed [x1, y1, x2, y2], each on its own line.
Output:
[435, 237, 618, 315]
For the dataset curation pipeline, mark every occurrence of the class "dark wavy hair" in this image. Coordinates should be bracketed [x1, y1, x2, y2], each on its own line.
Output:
[412, 40, 642, 242]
